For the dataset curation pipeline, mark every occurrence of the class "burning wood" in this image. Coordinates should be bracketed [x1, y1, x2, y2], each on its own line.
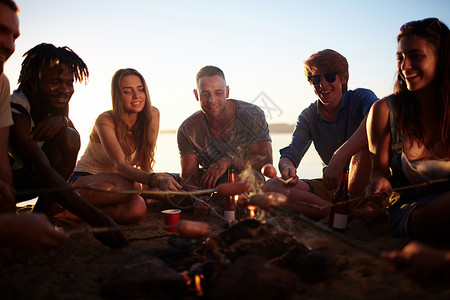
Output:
[101, 218, 342, 299]
[194, 274, 204, 296]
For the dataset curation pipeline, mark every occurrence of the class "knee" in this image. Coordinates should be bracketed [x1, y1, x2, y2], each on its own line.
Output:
[57, 127, 81, 154]
[121, 198, 147, 224]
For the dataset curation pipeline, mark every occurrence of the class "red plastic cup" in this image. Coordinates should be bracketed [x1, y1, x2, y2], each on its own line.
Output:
[161, 209, 181, 232]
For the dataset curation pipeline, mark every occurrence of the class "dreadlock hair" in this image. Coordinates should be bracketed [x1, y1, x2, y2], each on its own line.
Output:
[109, 68, 158, 172]
[18, 43, 89, 95]
[394, 18, 450, 156]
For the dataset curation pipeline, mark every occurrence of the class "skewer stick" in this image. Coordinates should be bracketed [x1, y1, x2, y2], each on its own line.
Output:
[318, 177, 450, 210]
[261, 163, 294, 185]
[14, 185, 216, 198]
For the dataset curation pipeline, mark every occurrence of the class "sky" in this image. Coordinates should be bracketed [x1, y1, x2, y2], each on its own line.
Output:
[4, 0, 450, 134]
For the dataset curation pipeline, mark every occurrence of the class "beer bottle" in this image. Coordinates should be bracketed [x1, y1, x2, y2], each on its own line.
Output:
[224, 169, 236, 222]
[328, 164, 350, 232]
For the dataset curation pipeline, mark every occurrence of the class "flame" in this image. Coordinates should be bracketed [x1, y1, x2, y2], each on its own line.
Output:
[195, 274, 204, 296]
[248, 205, 256, 219]
[182, 270, 191, 285]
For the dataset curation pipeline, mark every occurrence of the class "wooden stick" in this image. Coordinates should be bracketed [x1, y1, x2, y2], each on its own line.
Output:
[318, 177, 450, 210]
[14, 185, 216, 197]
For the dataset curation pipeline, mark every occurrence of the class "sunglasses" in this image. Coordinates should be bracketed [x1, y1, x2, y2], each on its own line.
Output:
[307, 72, 338, 85]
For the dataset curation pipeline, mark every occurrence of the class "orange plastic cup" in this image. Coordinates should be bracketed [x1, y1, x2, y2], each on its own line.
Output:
[161, 209, 181, 232]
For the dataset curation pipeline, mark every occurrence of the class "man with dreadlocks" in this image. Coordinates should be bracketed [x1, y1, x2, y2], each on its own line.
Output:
[8, 43, 127, 249]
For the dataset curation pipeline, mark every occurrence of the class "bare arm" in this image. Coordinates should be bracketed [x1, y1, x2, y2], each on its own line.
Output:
[324, 115, 369, 189]
[242, 140, 273, 172]
[95, 113, 150, 184]
[0, 214, 67, 252]
[199, 140, 273, 189]
[278, 157, 299, 185]
[31, 114, 75, 142]
[180, 154, 201, 190]
[10, 112, 127, 248]
[96, 109, 180, 191]
[365, 99, 392, 197]
[0, 127, 14, 212]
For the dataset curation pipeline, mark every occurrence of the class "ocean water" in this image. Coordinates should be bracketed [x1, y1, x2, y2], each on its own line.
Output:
[153, 132, 323, 178]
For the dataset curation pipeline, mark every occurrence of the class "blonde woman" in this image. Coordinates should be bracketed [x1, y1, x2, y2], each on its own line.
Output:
[71, 68, 181, 224]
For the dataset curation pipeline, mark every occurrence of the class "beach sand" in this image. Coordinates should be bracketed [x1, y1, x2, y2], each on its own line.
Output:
[1, 199, 449, 300]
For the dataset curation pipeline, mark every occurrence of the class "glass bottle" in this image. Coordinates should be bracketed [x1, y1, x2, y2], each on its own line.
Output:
[224, 169, 236, 222]
[328, 165, 350, 232]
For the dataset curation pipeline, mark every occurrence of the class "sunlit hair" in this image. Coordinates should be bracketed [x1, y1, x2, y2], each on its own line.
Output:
[394, 18, 450, 155]
[304, 49, 349, 92]
[18, 43, 88, 94]
[110, 68, 157, 172]
[196, 65, 226, 87]
[0, 0, 19, 12]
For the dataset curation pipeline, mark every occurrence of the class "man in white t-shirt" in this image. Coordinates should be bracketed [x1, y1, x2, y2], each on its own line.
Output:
[0, 0, 20, 212]
[0, 0, 70, 252]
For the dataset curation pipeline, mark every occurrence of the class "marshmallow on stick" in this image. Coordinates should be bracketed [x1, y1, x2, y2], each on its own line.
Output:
[261, 164, 293, 184]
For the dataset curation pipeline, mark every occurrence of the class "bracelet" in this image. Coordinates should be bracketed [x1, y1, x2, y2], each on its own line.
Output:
[147, 173, 159, 188]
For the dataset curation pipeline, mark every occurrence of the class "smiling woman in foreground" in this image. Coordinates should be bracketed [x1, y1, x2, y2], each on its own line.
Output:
[365, 18, 450, 242]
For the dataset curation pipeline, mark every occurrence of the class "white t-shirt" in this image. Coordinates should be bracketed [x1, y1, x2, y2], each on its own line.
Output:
[0, 74, 13, 128]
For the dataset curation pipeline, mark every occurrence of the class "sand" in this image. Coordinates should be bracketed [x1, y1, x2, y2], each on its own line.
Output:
[1, 199, 449, 300]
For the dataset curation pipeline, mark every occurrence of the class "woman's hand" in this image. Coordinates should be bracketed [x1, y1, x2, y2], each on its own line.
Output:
[155, 173, 182, 191]
[365, 175, 392, 208]
[323, 155, 345, 190]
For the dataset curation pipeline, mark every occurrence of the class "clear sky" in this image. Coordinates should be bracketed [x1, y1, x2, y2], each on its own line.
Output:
[4, 0, 450, 133]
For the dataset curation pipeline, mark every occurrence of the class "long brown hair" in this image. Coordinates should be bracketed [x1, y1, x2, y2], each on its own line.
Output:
[110, 68, 158, 172]
[394, 18, 450, 155]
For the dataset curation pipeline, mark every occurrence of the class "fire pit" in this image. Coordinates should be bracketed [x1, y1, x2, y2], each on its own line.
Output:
[101, 219, 340, 299]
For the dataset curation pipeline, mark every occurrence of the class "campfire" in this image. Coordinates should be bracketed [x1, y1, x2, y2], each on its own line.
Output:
[100, 217, 340, 299]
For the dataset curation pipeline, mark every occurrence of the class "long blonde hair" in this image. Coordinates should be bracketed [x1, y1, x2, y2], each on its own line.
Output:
[110, 68, 158, 172]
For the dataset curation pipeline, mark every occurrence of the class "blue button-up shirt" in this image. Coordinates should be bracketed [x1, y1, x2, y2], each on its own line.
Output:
[280, 88, 377, 172]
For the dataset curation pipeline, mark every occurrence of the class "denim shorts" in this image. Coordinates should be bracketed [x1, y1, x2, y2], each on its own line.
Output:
[68, 171, 93, 185]
[388, 181, 450, 238]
